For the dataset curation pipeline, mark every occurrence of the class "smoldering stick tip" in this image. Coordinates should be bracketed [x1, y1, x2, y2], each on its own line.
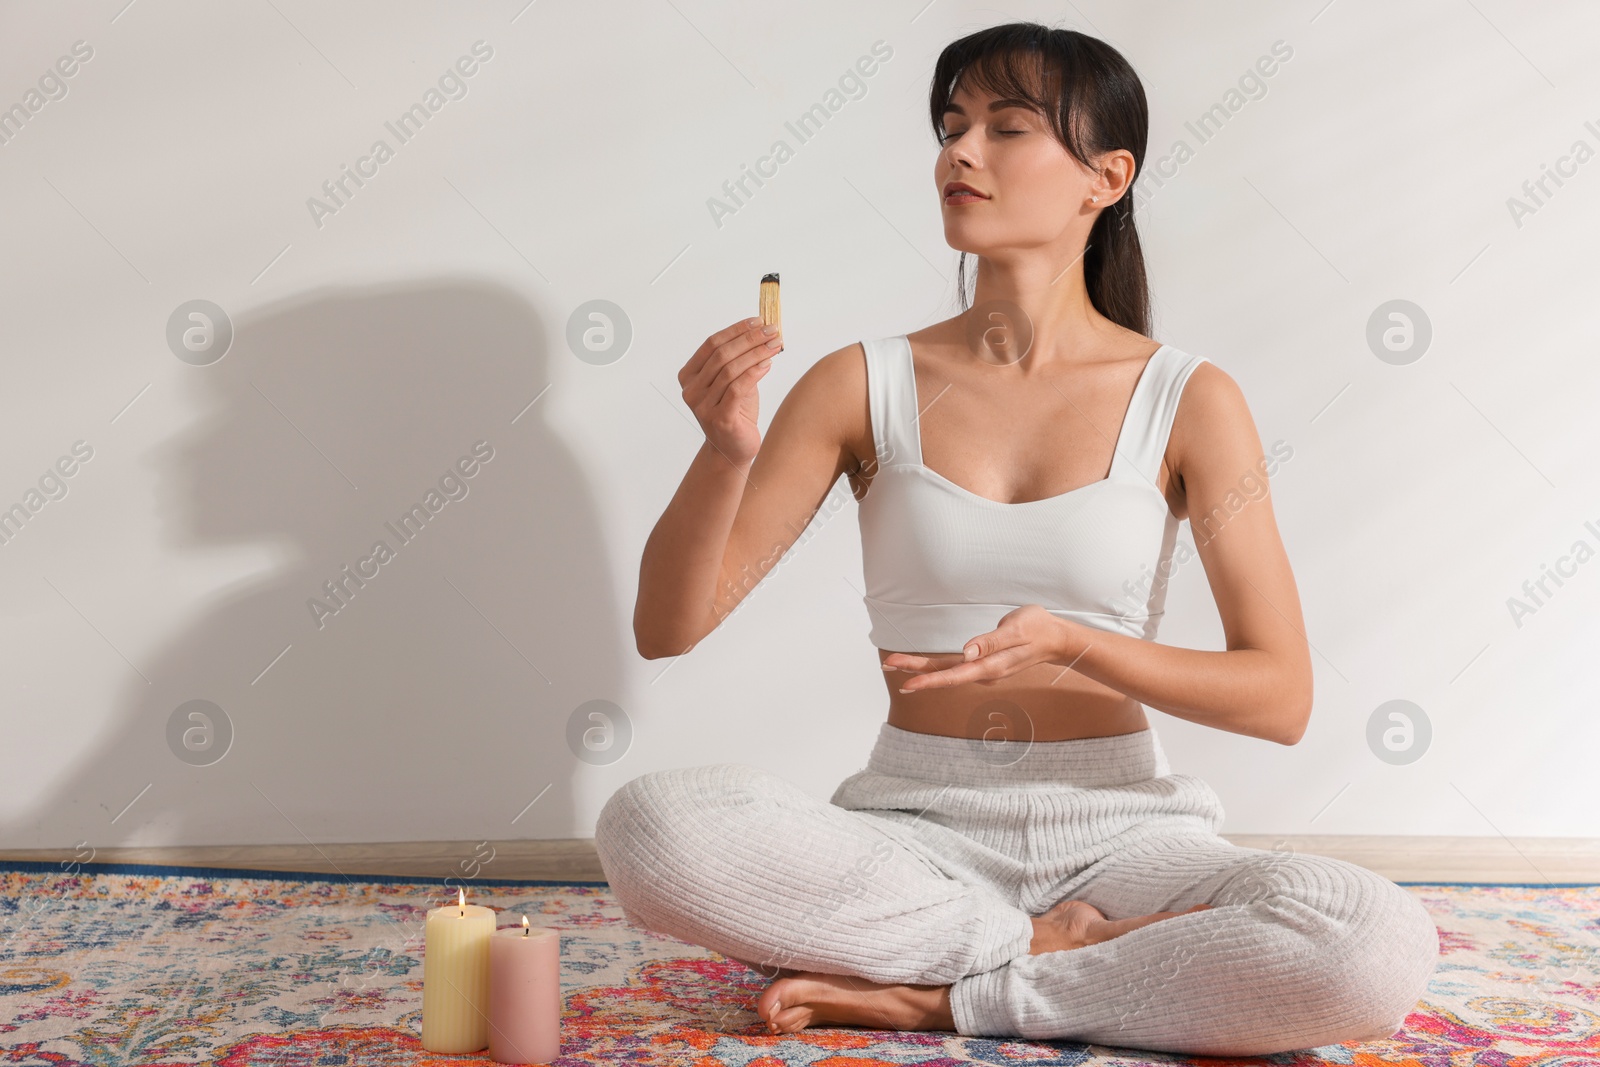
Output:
[761, 272, 779, 284]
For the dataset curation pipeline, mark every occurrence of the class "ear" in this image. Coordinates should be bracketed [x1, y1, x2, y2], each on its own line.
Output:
[1093, 147, 1138, 206]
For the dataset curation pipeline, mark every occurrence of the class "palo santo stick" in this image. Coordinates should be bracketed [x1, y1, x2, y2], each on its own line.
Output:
[759, 273, 781, 333]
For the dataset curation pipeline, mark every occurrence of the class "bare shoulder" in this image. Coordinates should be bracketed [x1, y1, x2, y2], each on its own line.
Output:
[790, 339, 868, 399]
[1175, 358, 1251, 431]
[1167, 358, 1264, 501]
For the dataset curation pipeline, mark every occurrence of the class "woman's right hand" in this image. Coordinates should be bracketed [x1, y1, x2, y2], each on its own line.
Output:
[678, 317, 783, 467]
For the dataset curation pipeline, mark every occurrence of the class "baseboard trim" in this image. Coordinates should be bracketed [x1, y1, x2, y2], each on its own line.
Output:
[2, 835, 1596, 885]
[1222, 835, 1600, 884]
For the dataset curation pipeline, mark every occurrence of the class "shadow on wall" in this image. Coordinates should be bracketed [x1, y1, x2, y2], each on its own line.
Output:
[8, 278, 618, 860]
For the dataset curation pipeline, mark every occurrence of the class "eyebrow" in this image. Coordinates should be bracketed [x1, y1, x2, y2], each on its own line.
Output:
[942, 98, 1037, 116]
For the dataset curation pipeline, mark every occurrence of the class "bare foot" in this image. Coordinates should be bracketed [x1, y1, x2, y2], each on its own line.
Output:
[749, 901, 1211, 1035]
[756, 971, 952, 1035]
[1030, 898, 1212, 954]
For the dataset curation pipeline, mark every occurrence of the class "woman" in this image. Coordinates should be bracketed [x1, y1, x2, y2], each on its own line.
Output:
[596, 22, 1438, 1057]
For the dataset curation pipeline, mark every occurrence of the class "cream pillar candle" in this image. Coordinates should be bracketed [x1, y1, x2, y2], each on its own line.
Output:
[421, 886, 495, 1053]
[488, 914, 561, 1064]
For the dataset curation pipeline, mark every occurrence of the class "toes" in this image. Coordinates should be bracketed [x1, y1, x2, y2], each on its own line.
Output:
[770, 1003, 810, 1034]
[1047, 899, 1102, 925]
[755, 978, 813, 1035]
[756, 982, 788, 1026]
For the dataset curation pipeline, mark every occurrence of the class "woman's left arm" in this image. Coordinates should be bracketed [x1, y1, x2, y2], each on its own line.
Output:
[892, 362, 1314, 745]
[1060, 361, 1313, 744]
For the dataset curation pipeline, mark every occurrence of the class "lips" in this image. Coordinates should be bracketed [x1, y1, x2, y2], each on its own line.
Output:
[943, 181, 989, 202]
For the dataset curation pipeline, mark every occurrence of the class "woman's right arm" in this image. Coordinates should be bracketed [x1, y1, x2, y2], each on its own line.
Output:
[633, 320, 866, 658]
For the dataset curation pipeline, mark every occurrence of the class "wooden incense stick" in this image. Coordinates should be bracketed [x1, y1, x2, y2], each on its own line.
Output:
[759, 273, 780, 332]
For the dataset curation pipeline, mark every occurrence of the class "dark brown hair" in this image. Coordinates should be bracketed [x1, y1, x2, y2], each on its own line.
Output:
[930, 23, 1151, 336]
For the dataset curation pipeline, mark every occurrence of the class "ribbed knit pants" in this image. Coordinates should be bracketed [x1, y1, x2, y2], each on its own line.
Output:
[593, 722, 1439, 1056]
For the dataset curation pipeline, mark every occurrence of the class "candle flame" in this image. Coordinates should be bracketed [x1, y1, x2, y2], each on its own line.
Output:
[457, 886, 465, 907]
[522, 913, 530, 936]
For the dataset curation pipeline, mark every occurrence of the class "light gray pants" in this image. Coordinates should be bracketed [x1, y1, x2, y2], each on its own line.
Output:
[593, 722, 1439, 1056]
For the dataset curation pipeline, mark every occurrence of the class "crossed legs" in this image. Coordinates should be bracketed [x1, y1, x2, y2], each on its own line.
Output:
[594, 762, 1438, 1056]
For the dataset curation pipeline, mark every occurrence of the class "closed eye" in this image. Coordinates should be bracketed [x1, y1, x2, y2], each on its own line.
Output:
[938, 129, 1026, 144]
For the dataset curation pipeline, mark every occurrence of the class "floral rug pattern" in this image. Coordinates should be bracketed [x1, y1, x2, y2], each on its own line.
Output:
[0, 862, 1596, 1065]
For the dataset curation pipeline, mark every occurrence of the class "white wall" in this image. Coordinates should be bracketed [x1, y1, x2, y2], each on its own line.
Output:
[2, 0, 1596, 856]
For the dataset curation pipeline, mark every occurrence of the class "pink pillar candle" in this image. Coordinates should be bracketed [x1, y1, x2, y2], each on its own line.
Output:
[487, 915, 561, 1064]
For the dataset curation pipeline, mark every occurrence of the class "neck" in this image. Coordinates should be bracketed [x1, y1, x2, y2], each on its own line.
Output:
[963, 251, 1120, 371]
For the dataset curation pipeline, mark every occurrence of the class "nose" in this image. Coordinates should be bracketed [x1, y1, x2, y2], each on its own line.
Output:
[939, 127, 980, 167]
[943, 137, 978, 168]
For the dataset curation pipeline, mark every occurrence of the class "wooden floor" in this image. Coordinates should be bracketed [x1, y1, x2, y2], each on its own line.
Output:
[3, 836, 1598, 884]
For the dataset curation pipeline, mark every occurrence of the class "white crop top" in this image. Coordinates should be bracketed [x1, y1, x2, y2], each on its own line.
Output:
[856, 334, 1208, 653]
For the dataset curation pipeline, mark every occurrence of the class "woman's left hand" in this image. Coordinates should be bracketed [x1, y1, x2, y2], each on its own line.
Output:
[883, 605, 1089, 692]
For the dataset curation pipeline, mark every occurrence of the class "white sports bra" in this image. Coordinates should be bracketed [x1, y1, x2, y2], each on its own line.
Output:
[856, 334, 1209, 653]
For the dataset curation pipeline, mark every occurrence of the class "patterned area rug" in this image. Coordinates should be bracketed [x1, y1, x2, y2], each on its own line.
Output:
[0, 862, 1596, 1066]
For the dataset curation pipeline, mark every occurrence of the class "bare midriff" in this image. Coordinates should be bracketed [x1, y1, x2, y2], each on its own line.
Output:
[880, 651, 1151, 741]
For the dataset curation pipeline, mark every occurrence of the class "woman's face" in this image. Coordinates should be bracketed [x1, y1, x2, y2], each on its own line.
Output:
[935, 80, 1100, 258]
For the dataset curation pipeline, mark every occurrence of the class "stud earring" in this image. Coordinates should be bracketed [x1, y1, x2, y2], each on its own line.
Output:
[1089, 196, 1099, 203]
